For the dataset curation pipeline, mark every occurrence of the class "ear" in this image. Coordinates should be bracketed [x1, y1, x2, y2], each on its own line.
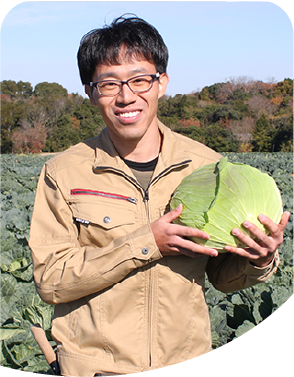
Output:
[85, 84, 97, 106]
[158, 73, 169, 99]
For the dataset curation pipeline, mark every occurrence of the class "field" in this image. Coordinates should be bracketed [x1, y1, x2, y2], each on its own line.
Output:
[1, 152, 293, 374]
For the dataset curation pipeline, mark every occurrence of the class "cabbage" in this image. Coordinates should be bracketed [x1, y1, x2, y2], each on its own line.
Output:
[170, 157, 283, 251]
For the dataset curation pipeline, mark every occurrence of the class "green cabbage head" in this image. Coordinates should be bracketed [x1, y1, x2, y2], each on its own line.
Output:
[170, 157, 283, 251]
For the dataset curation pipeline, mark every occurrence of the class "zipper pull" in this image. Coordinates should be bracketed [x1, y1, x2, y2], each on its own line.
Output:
[144, 189, 150, 222]
[128, 197, 138, 204]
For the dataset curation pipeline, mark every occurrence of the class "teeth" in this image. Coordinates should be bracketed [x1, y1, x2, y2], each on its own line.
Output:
[119, 111, 140, 118]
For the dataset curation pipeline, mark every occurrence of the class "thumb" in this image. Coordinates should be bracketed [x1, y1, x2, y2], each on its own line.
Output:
[163, 203, 183, 224]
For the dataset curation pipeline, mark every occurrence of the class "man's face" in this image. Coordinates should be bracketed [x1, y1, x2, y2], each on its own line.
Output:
[85, 59, 169, 144]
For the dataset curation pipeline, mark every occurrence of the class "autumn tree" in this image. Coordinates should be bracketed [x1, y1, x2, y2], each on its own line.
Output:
[177, 117, 201, 128]
[0, 98, 30, 153]
[12, 125, 46, 154]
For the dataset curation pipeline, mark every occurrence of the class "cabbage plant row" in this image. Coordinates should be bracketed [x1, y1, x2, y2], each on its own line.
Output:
[0, 153, 293, 374]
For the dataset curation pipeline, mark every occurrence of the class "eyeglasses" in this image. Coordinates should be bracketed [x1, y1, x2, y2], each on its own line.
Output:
[90, 73, 160, 96]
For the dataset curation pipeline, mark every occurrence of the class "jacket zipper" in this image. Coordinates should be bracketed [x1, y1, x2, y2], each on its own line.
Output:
[143, 160, 192, 367]
[70, 189, 138, 204]
[142, 159, 192, 225]
[143, 188, 153, 366]
[95, 160, 191, 367]
[144, 189, 150, 222]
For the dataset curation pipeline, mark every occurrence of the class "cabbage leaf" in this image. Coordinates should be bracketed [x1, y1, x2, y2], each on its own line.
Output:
[170, 157, 283, 250]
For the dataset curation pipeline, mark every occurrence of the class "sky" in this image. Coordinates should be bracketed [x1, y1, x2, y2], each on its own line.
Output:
[0, 1, 293, 98]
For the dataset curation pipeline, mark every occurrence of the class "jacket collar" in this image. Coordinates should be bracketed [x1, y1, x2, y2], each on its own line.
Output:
[93, 120, 191, 174]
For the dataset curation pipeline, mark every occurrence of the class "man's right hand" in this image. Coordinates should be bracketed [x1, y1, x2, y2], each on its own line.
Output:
[150, 204, 218, 258]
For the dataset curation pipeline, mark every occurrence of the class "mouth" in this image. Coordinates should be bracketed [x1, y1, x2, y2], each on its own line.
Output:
[119, 111, 140, 118]
[115, 110, 141, 123]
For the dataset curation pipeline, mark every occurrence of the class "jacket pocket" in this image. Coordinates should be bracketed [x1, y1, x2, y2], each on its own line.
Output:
[69, 198, 136, 247]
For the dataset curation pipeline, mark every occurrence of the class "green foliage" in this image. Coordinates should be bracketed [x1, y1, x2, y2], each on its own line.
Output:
[272, 78, 293, 97]
[1, 80, 33, 99]
[45, 114, 80, 151]
[34, 82, 68, 97]
[252, 113, 275, 152]
[203, 124, 240, 152]
[0, 99, 30, 153]
[44, 99, 104, 152]
[174, 126, 205, 144]
[272, 114, 293, 152]
[1, 154, 55, 374]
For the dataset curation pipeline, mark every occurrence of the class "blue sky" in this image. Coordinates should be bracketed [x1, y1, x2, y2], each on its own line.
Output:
[0, 1, 293, 97]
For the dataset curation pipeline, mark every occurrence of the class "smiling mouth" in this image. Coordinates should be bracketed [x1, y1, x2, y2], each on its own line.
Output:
[117, 110, 141, 118]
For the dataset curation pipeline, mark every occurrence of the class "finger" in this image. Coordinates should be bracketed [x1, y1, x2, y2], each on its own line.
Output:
[257, 213, 287, 245]
[243, 217, 284, 251]
[170, 223, 210, 241]
[258, 214, 280, 237]
[170, 236, 218, 257]
[224, 245, 266, 262]
[278, 211, 291, 231]
[162, 203, 183, 224]
[231, 227, 263, 251]
[225, 244, 256, 258]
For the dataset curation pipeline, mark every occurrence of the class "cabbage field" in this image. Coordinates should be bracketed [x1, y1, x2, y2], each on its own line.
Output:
[1, 152, 293, 374]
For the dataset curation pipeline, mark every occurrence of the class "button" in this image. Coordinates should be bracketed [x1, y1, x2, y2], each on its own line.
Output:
[103, 216, 111, 224]
[142, 247, 149, 255]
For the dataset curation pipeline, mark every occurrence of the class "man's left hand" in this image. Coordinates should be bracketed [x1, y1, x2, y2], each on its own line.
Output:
[225, 211, 291, 267]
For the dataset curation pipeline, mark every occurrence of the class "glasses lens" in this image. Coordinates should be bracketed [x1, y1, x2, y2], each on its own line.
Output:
[98, 81, 121, 95]
[129, 76, 153, 93]
[96, 75, 156, 95]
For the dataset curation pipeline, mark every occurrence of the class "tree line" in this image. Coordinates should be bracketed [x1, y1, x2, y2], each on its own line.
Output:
[1, 77, 293, 154]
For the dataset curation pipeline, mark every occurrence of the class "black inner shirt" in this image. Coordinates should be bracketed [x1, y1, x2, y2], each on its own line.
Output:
[122, 156, 158, 191]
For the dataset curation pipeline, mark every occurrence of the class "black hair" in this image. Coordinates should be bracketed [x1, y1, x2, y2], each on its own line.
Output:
[77, 14, 169, 85]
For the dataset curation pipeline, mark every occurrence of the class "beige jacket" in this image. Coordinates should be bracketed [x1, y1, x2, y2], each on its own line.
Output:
[29, 122, 279, 376]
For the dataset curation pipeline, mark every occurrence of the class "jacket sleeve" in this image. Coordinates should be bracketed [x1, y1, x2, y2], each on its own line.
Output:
[205, 251, 280, 293]
[29, 166, 162, 305]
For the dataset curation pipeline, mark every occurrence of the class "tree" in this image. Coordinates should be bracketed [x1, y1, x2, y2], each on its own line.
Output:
[34, 82, 68, 97]
[1, 80, 33, 98]
[0, 98, 30, 153]
[273, 78, 293, 97]
[177, 118, 201, 129]
[1, 80, 18, 98]
[174, 126, 205, 145]
[252, 114, 275, 152]
[203, 124, 239, 152]
[16, 81, 33, 98]
[11, 125, 46, 154]
[45, 115, 80, 151]
[272, 114, 293, 152]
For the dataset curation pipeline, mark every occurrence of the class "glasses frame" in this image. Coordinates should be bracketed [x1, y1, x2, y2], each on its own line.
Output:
[90, 73, 160, 96]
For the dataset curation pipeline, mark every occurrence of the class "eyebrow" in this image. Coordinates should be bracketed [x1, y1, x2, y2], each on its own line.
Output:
[96, 67, 152, 81]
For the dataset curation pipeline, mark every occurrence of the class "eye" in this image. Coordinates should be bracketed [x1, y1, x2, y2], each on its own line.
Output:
[99, 81, 120, 89]
[132, 77, 149, 85]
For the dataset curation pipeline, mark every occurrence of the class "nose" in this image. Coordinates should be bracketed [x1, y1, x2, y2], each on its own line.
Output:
[115, 82, 137, 104]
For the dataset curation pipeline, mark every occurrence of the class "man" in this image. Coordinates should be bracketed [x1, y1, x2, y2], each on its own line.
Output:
[29, 15, 290, 377]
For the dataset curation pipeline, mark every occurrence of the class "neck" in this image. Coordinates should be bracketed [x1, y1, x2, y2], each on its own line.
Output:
[108, 125, 162, 163]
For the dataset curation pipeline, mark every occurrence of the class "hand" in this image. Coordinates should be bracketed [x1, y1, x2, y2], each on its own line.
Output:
[150, 204, 218, 258]
[225, 211, 291, 267]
